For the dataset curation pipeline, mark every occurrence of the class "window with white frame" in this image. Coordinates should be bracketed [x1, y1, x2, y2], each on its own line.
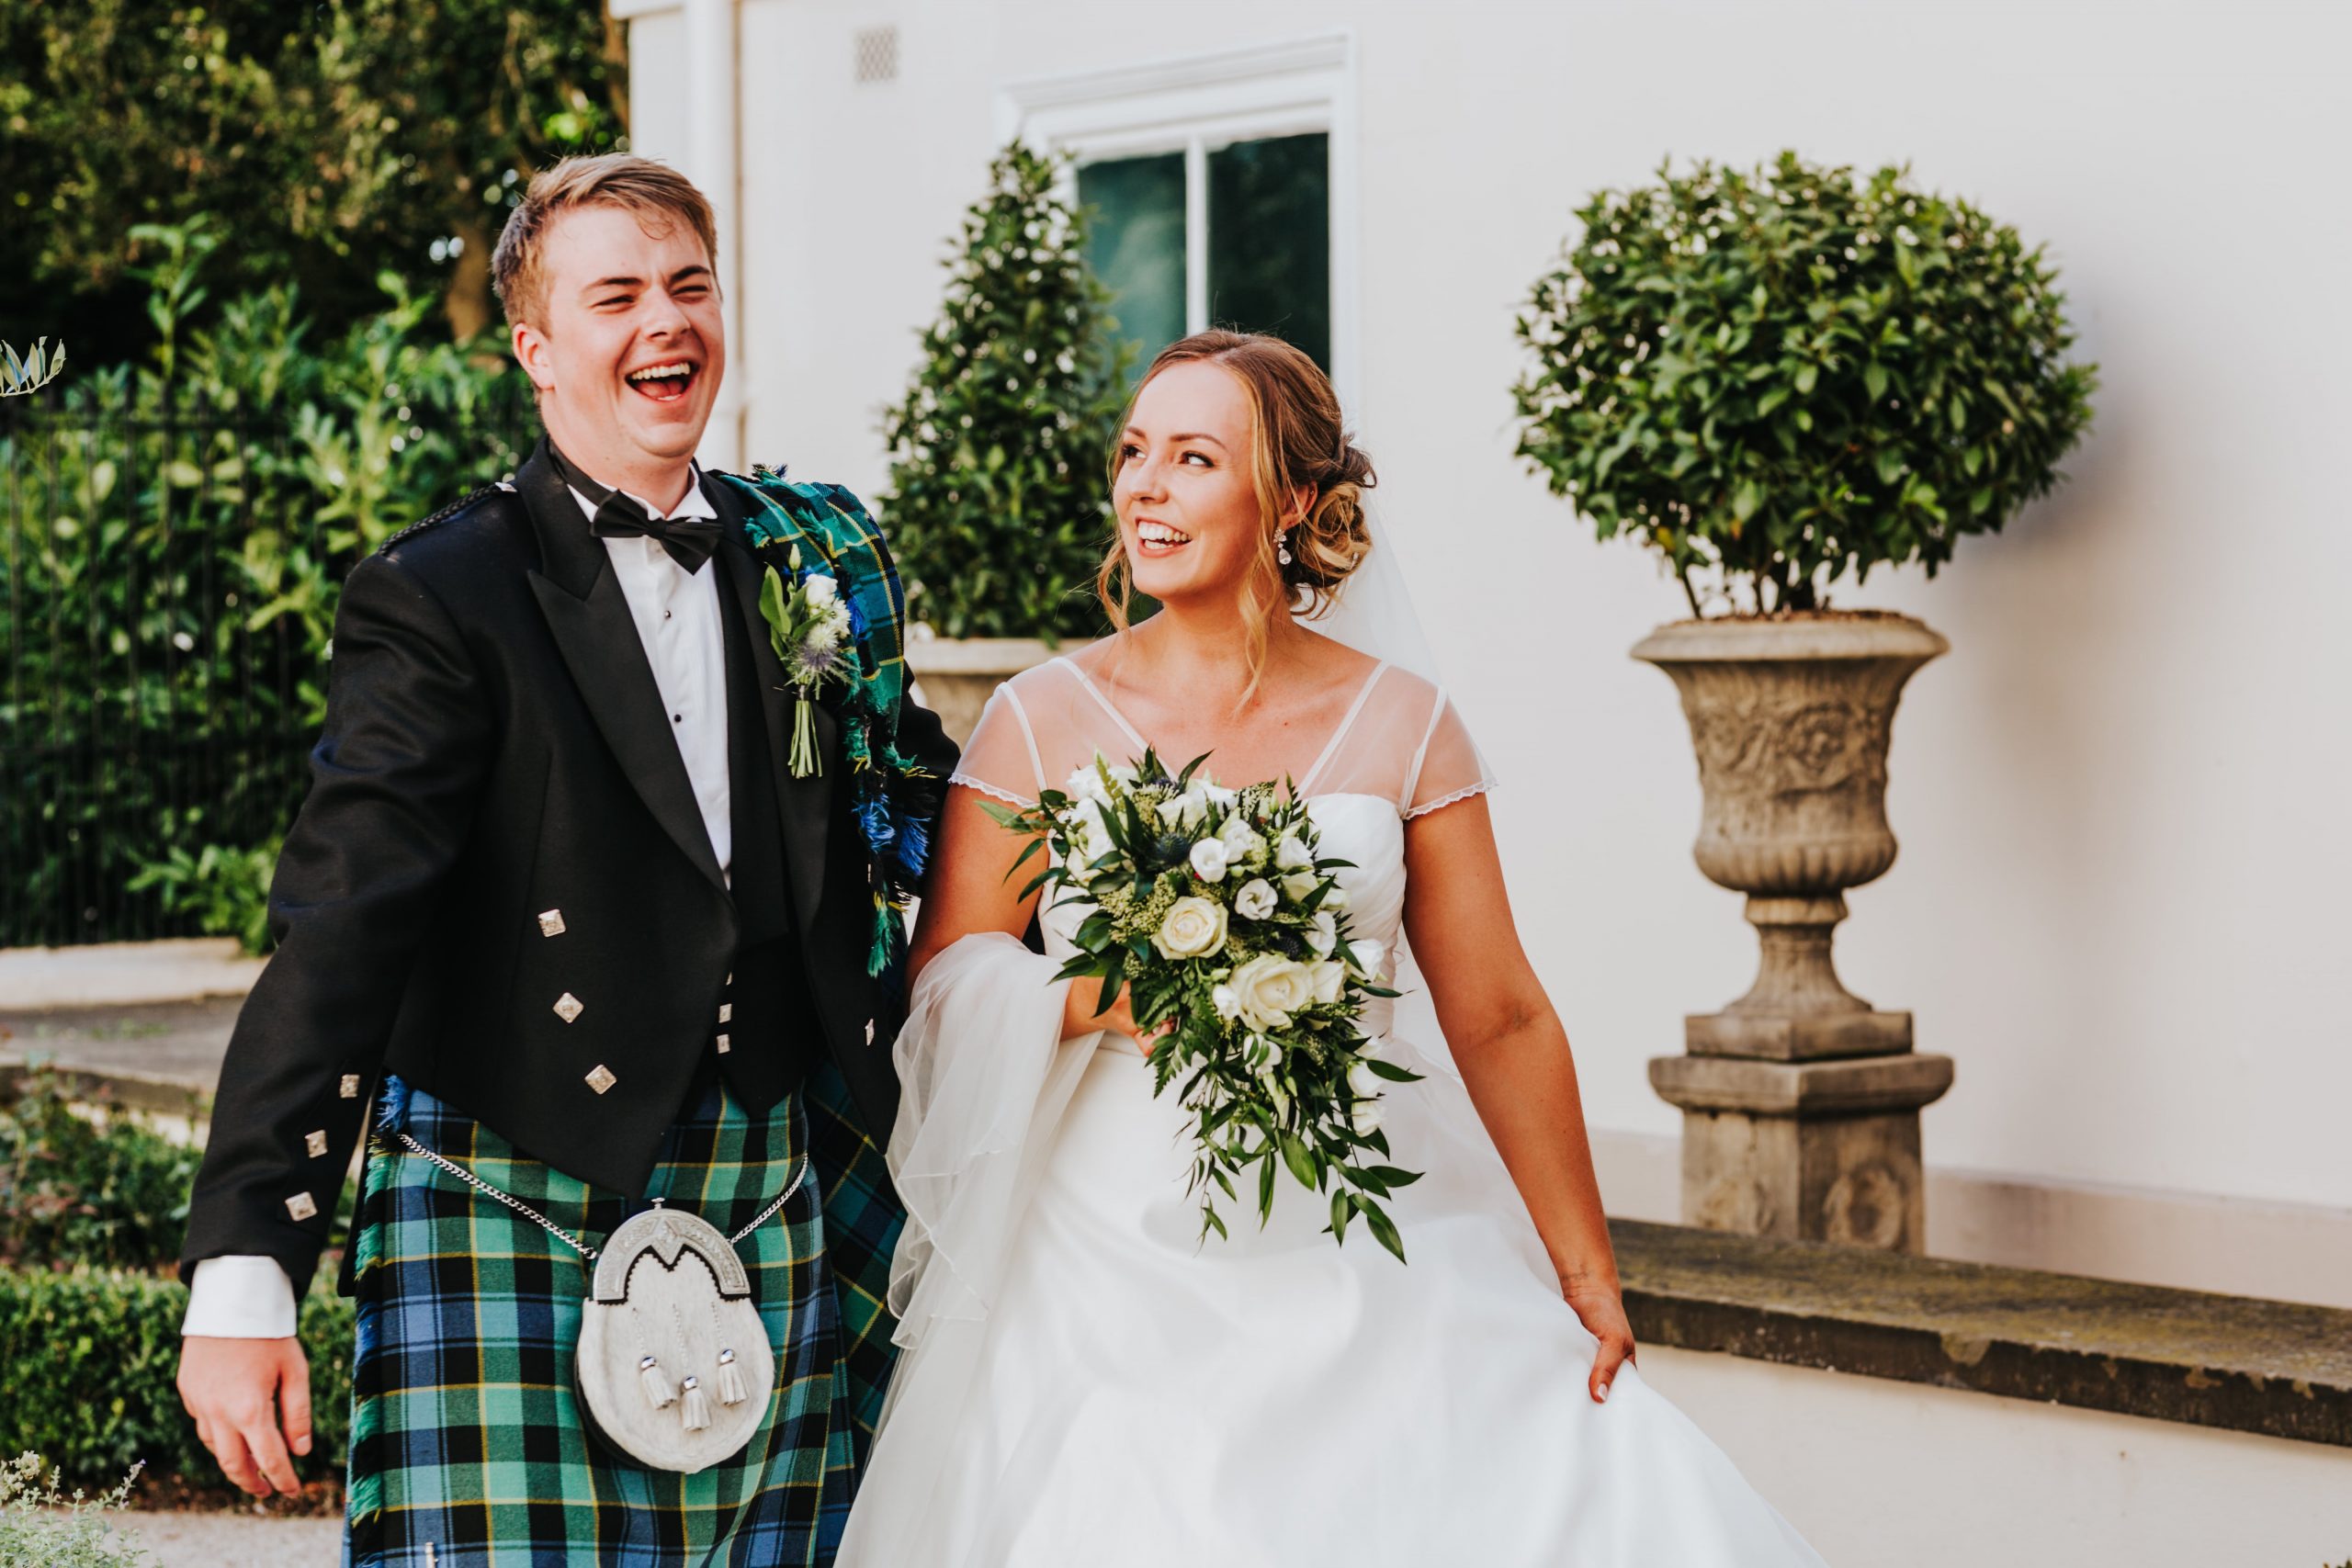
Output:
[998, 34, 1356, 397]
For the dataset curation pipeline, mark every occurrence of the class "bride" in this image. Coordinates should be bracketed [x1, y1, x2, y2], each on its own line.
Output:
[840, 330, 1826, 1565]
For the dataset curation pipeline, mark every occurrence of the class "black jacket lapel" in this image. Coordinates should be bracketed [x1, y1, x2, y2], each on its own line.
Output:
[707, 479, 834, 931]
[518, 441, 727, 892]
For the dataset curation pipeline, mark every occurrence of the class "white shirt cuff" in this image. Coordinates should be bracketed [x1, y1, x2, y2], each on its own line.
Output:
[182, 1255, 300, 1338]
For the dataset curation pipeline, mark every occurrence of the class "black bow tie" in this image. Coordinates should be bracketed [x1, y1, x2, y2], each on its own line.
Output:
[548, 445, 722, 574]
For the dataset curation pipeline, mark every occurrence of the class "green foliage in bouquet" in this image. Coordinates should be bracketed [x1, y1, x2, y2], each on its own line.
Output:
[879, 144, 1133, 641]
[988, 750, 1423, 1260]
[1513, 152, 2097, 615]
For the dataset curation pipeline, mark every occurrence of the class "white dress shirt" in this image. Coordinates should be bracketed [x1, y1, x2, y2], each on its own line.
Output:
[184, 468, 732, 1337]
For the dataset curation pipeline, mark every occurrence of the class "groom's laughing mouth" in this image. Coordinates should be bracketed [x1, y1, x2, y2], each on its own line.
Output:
[625, 357, 701, 404]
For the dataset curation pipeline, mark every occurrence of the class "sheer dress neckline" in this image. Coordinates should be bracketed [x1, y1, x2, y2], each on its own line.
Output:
[1048, 653, 1393, 797]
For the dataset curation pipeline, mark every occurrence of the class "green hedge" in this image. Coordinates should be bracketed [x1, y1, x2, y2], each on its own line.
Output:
[0, 1264, 353, 1491]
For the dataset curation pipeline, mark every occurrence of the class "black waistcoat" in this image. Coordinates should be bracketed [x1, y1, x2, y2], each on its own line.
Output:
[709, 545, 812, 1111]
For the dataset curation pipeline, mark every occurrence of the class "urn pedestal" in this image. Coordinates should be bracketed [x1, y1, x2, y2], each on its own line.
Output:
[903, 633, 1094, 748]
[1633, 614, 1954, 1253]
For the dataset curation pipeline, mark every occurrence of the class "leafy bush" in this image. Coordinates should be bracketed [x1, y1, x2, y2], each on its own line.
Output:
[0, 1066, 202, 1274]
[878, 144, 1132, 641]
[0, 1264, 353, 1491]
[1513, 151, 2097, 615]
[126, 833, 281, 957]
[0, 1454, 151, 1566]
[1, 220, 535, 946]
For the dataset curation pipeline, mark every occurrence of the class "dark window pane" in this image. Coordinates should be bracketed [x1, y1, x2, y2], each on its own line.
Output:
[1207, 132, 1330, 370]
[1079, 152, 1187, 371]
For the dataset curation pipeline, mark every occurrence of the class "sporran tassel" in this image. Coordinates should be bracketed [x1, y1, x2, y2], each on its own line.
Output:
[638, 1354, 677, 1409]
[679, 1374, 711, 1432]
[716, 1347, 748, 1406]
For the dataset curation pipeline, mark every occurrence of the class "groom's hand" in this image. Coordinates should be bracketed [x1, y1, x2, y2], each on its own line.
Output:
[179, 1336, 313, 1496]
[1563, 1280, 1637, 1404]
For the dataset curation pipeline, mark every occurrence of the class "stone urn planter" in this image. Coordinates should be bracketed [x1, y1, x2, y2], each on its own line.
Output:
[1634, 612, 1955, 1253]
[903, 631, 1093, 748]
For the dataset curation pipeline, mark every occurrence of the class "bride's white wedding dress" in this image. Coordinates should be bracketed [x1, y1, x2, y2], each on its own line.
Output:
[840, 652, 1826, 1566]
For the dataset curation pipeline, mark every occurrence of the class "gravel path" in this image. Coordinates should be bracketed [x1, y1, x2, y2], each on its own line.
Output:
[114, 1508, 343, 1566]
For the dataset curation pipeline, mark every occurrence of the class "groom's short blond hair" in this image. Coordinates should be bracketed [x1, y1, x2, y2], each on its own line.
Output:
[491, 154, 720, 328]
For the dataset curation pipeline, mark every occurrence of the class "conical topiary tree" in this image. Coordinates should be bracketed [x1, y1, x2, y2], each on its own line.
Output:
[880, 143, 1134, 641]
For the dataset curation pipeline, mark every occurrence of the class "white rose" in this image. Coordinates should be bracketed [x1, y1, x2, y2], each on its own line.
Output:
[803, 573, 839, 608]
[1064, 764, 1110, 806]
[1307, 960, 1345, 1006]
[1274, 834, 1315, 872]
[1227, 954, 1316, 1031]
[1188, 838, 1229, 882]
[1232, 878, 1277, 920]
[1153, 896, 1229, 960]
[1155, 795, 1204, 829]
[1306, 908, 1339, 957]
[1212, 984, 1241, 1021]
[1065, 846, 1098, 885]
[1348, 939, 1387, 981]
[1281, 870, 1320, 903]
[1322, 881, 1351, 913]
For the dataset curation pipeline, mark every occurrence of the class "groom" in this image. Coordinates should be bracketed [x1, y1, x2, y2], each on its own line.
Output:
[175, 153, 953, 1562]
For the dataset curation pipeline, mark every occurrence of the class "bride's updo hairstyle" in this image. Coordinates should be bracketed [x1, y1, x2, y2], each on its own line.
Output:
[1098, 331, 1377, 680]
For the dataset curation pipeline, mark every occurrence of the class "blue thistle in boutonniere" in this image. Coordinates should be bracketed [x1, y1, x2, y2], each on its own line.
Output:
[759, 544, 856, 777]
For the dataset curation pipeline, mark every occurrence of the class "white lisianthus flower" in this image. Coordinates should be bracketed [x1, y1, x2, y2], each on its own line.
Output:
[1348, 1060, 1385, 1135]
[1216, 812, 1267, 867]
[1064, 764, 1111, 806]
[1065, 846, 1098, 885]
[1307, 959, 1345, 1006]
[1188, 837, 1230, 882]
[1153, 896, 1229, 960]
[803, 573, 839, 608]
[1104, 762, 1139, 787]
[1306, 908, 1339, 957]
[1273, 834, 1315, 872]
[1322, 880, 1351, 913]
[1227, 954, 1316, 1031]
[1232, 878, 1277, 920]
[1212, 984, 1241, 1021]
[1075, 798, 1114, 860]
[1348, 939, 1387, 981]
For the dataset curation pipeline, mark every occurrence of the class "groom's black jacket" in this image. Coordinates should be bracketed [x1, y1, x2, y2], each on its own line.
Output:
[180, 443, 956, 1293]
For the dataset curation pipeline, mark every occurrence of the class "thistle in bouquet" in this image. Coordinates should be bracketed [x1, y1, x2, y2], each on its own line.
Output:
[984, 750, 1426, 1261]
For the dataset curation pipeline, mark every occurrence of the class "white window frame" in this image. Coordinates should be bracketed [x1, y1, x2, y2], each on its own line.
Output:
[996, 32, 1361, 412]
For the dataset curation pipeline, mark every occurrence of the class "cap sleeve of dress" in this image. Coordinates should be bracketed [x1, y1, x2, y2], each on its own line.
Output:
[948, 683, 1045, 809]
[1402, 688, 1498, 819]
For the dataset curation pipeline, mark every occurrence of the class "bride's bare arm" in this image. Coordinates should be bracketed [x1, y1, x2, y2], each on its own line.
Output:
[908, 787, 1150, 1045]
[1399, 794, 1634, 1402]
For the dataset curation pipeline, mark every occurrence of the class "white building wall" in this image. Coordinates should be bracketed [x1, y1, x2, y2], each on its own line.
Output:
[628, 1, 2352, 1251]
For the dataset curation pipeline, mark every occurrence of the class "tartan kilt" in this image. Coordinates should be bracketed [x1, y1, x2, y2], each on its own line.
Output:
[346, 1059, 902, 1567]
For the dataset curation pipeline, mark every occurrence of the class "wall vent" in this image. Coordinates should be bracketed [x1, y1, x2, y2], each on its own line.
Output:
[853, 26, 899, 85]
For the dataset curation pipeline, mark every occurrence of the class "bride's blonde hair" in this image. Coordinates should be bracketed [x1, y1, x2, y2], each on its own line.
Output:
[1097, 331, 1377, 699]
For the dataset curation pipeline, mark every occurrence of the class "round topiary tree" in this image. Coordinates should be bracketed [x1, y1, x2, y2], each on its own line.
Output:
[880, 143, 1133, 641]
[1513, 151, 2097, 615]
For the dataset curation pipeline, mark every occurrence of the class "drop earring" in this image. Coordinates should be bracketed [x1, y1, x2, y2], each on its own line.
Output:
[1276, 532, 1294, 567]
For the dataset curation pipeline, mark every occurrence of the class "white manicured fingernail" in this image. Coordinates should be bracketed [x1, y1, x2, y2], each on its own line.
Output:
[1596, 1382, 1610, 1402]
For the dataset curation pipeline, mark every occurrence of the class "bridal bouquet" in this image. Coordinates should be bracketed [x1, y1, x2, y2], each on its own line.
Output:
[984, 751, 1423, 1260]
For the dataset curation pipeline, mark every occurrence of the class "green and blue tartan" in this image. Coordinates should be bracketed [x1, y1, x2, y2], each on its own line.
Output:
[717, 472, 941, 983]
[345, 1059, 901, 1567]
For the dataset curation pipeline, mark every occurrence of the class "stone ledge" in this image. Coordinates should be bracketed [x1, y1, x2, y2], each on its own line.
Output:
[1611, 1217, 2352, 1447]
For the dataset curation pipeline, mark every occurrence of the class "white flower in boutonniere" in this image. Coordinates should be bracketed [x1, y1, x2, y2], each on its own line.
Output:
[759, 543, 857, 777]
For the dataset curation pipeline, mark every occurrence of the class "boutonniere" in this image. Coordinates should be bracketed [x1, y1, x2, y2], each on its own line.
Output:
[758, 544, 855, 777]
